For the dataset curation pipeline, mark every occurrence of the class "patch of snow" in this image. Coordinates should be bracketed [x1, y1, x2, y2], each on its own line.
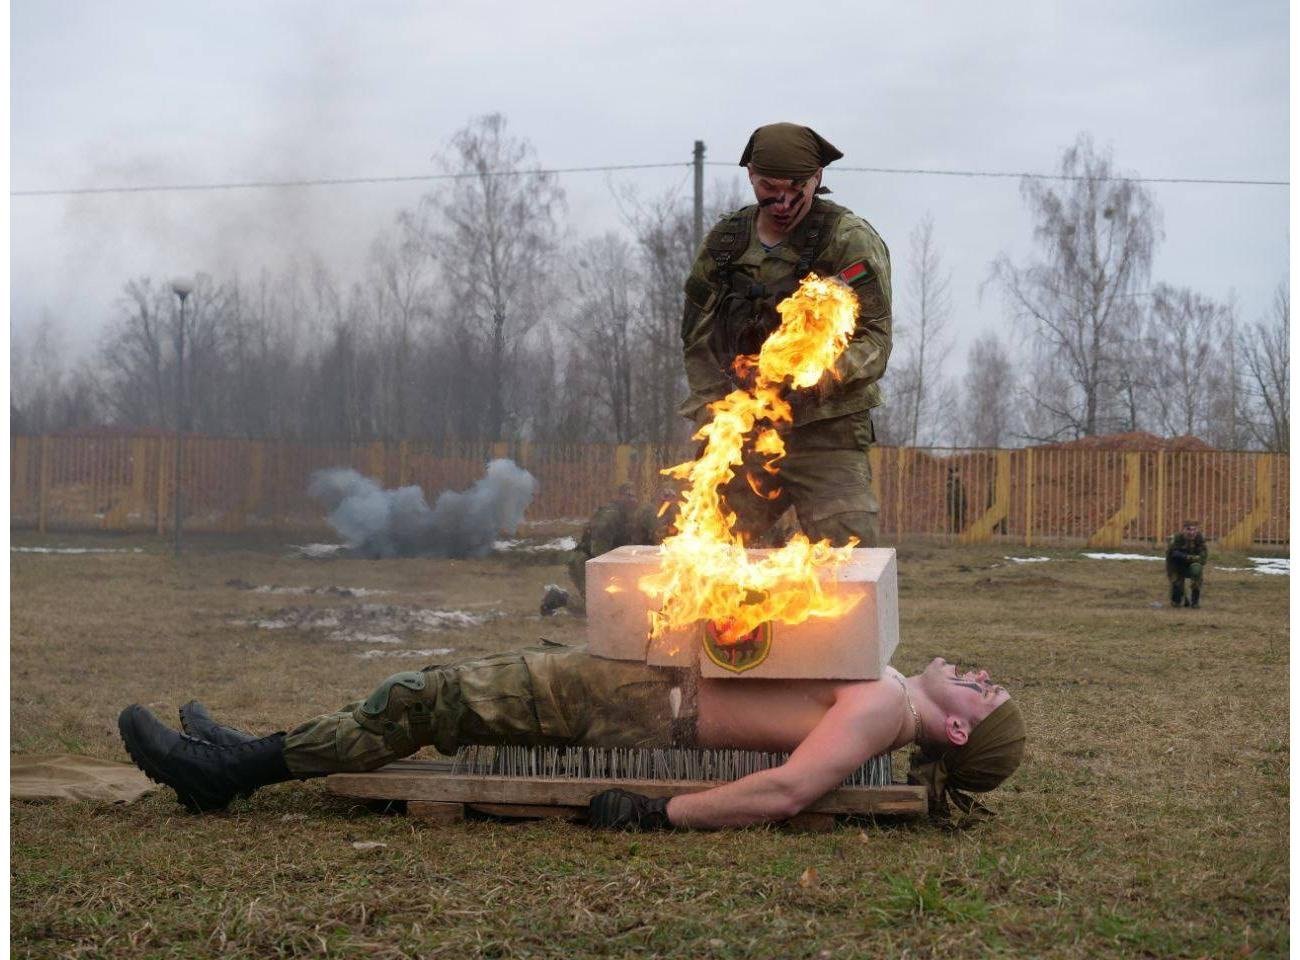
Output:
[293, 543, 349, 559]
[250, 584, 391, 597]
[494, 536, 577, 553]
[411, 609, 495, 630]
[11, 546, 144, 554]
[1081, 552, 1163, 562]
[356, 648, 454, 660]
[1214, 566, 1251, 572]
[1248, 557, 1289, 576]
[1004, 556, 1052, 563]
[326, 631, 405, 645]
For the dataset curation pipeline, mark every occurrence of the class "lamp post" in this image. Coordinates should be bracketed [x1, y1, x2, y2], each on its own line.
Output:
[170, 278, 193, 557]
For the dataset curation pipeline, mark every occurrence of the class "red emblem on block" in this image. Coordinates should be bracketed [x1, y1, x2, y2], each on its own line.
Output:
[701, 620, 773, 673]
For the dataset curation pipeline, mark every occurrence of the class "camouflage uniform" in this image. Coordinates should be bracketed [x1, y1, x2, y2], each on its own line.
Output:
[568, 500, 669, 597]
[680, 197, 891, 546]
[1165, 530, 1208, 607]
[282, 644, 694, 775]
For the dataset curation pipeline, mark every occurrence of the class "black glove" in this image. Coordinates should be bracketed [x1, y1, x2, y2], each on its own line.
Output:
[1170, 549, 1188, 562]
[587, 789, 673, 831]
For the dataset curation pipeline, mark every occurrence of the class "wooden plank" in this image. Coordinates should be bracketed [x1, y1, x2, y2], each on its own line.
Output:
[783, 812, 836, 833]
[326, 768, 927, 817]
[468, 802, 585, 821]
[407, 800, 464, 823]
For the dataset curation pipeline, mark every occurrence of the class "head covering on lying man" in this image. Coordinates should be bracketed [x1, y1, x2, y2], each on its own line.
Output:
[908, 699, 1026, 825]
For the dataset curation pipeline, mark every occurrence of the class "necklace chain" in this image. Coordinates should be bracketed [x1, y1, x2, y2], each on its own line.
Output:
[893, 672, 923, 745]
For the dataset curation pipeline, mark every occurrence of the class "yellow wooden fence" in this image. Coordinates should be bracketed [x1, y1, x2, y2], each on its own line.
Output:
[9, 434, 1289, 548]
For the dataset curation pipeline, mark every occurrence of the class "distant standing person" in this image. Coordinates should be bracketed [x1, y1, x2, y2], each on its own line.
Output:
[679, 122, 892, 548]
[1165, 519, 1208, 608]
[541, 484, 677, 615]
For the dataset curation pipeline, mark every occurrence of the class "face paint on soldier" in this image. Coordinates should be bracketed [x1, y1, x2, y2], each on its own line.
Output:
[749, 168, 820, 239]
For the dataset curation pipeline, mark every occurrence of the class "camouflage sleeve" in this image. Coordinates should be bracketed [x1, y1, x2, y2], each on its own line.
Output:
[1195, 538, 1208, 563]
[679, 246, 730, 425]
[824, 216, 892, 388]
[586, 506, 620, 557]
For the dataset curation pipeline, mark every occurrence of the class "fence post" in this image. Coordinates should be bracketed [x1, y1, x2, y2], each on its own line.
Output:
[38, 435, 50, 534]
[895, 448, 906, 539]
[1024, 448, 1034, 547]
[13, 436, 29, 520]
[614, 445, 633, 488]
[1155, 451, 1166, 546]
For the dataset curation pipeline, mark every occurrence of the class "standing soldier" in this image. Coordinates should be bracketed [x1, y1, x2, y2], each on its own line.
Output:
[680, 122, 891, 547]
[542, 484, 678, 615]
[1165, 519, 1208, 608]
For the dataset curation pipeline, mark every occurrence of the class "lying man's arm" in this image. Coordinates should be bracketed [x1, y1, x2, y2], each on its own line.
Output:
[639, 683, 901, 830]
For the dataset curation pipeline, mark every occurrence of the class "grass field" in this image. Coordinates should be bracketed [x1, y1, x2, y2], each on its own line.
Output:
[10, 530, 1289, 959]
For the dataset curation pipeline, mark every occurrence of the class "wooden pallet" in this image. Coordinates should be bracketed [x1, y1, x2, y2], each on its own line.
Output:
[327, 759, 928, 831]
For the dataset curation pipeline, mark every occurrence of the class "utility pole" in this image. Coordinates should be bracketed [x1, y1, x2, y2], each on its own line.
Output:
[692, 140, 705, 252]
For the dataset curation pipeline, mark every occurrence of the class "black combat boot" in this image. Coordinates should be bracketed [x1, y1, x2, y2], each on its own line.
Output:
[179, 700, 258, 747]
[1190, 587, 1200, 608]
[1170, 582, 1183, 607]
[119, 704, 304, 812]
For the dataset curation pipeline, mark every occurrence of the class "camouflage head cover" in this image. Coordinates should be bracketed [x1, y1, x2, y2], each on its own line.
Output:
[907, 699, 1026, 826]
[738, 123, 843, 182]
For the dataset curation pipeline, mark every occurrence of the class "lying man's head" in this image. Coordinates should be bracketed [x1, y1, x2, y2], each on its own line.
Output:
[909, 658, 1026, 815]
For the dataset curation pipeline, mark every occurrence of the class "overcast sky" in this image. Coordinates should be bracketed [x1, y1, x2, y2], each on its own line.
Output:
[10, 1, 1290, 378]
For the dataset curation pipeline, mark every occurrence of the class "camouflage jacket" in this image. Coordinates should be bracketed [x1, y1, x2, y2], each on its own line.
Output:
[678, 198, 892, 427]
[1165, 532, 1208, 565]
[579, 503, 666, 559]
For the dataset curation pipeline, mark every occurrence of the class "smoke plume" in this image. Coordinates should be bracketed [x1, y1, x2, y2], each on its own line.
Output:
[308, 459, 537, 559]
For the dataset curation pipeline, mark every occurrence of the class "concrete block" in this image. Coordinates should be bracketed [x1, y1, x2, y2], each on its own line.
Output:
[585, 546, 899, 679]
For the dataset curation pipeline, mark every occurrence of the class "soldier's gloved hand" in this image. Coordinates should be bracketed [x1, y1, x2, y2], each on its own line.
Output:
[588, 789, 673, 830]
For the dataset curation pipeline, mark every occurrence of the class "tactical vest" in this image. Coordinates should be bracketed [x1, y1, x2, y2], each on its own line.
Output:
[703, 198, 849, 373]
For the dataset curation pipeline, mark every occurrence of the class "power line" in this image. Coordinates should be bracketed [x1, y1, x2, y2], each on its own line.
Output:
[10, 158, 1287, 198]
[714, 162, 1287, 188]
[9, 162, 691, 197]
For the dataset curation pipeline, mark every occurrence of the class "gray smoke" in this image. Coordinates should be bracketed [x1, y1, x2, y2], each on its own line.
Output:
[308, 458, 537, 559]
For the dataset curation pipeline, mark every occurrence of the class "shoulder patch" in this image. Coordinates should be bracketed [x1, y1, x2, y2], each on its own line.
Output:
[837, 261, 870, 285]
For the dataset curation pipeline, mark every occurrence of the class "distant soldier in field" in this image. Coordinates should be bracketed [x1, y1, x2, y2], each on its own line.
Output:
[1165, 519, 1208, 608]
[679, 122, 892, 549]
[541, 483, 678, 615]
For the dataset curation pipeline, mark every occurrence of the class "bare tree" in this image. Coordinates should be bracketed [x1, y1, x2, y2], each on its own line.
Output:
[405, 113, 565, 441]
[990, 134, 1161, 439]
[1241, 280, 1289, 452]
[880, 214, 955, 446]
[364, 224, 438, 440]
[960, 333, 1020, 447]
[98, 278, 173, 427]
[1202, 301, 1252, 450]
[567, 234, 640, 442]
[11, 313, 100, 433]
[1144, 284, 1225, 438]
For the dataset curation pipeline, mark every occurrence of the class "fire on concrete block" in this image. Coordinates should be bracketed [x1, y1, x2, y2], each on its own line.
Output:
[585, 546, 898, 680]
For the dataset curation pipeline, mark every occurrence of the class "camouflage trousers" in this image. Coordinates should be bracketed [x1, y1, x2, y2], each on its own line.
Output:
[567, 552, 591, 598]
[282, 645, 694, 776]
[723, 409, 879, 546]
[1166, 559, 1205, 589]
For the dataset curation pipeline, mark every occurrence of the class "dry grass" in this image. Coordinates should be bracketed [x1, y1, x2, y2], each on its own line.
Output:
[11, 530, 1289, 959]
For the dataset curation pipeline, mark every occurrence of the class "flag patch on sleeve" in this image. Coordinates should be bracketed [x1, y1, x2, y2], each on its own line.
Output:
[837, 261, 869, 284]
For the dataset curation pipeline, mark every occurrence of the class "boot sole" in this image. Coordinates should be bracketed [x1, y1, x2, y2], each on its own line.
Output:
[118, 706, 227, 813]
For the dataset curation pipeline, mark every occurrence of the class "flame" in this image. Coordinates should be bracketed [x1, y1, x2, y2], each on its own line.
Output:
[639, 274, 862, 645]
